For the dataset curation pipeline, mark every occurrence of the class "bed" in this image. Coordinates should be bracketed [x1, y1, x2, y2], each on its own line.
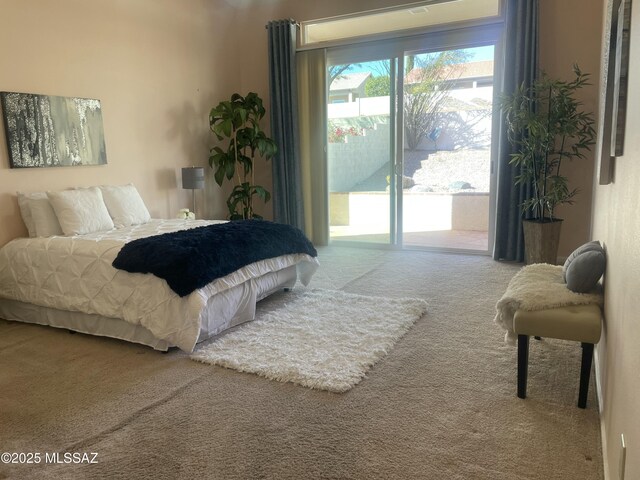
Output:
[0, 186, 319, 352]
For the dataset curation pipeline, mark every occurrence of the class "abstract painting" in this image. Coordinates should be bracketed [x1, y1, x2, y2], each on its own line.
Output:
[0, 92, 107, 168]
[596, 0, 633, 184]
[610, 0, 632, 157]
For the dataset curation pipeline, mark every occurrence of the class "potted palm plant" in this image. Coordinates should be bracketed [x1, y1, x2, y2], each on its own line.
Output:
[501, 65, 596, 264]
[209, 92, 277, 220]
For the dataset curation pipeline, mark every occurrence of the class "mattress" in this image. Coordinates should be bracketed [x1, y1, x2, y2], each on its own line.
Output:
[0, 219, 319, 351]
[0, 264, 298, 351]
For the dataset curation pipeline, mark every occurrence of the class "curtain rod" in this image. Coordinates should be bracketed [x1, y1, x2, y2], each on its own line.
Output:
[265, 19, 300, 29]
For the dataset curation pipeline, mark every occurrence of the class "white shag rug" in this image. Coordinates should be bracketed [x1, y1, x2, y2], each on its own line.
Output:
[191, 289, 427, 393]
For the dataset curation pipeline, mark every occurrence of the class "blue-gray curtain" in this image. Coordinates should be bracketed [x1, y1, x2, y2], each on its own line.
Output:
[493, 0, 538, 262]
[267, 19, 305, 230]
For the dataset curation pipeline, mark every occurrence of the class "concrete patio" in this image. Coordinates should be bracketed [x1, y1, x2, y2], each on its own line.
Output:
[330, 191, 490, 252]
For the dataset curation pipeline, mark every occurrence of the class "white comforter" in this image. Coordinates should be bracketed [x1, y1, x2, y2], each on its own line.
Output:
[0, 219, 319, 351]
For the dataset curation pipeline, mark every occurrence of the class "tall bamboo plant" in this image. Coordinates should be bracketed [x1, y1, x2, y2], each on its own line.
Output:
[501, 65, 596, 221]
[209, 92, 277, 220]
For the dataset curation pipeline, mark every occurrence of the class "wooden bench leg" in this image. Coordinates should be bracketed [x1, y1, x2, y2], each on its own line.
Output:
[517, 334, 529, 399]
[578, 343, 594, 409]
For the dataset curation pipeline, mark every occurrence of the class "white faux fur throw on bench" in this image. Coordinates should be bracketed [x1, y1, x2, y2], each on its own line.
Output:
[494, 263, 604, 344]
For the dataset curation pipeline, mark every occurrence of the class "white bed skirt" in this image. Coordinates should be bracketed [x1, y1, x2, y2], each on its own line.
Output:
[0, 265, 298, 351]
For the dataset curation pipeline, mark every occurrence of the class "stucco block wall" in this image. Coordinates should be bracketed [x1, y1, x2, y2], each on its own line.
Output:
[328, 123, 390, 192]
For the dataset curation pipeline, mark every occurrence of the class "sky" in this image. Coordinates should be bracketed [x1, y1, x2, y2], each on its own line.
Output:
[342, 45, 495, 76]
[464, 45, 494, 62]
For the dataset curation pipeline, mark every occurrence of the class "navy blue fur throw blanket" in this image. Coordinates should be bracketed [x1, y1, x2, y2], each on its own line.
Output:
[112, 220, 317, 297]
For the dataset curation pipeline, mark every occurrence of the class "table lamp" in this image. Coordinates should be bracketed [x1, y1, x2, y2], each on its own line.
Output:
[181, 166, 205, 217]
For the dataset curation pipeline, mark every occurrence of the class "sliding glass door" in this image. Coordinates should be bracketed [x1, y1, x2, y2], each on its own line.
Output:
[327, 59, 396, 245]
[400, 46, 494, 251]
[326, 24, 500, 253]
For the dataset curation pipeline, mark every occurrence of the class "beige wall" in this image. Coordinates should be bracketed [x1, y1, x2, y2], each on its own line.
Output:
[538, 0, 604, 258]
[0, 0, 237, 247]
[592, 0, 640, 478]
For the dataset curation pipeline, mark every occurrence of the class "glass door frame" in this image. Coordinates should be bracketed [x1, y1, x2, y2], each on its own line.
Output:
[326, 54, 398, 247]
[326, 23, 503, 254]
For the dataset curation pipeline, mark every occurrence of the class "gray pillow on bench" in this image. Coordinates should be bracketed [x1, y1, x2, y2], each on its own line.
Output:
[563, 241, 606, 293]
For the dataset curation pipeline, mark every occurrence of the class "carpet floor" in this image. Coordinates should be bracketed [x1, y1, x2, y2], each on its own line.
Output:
[0, 246, 604, 480]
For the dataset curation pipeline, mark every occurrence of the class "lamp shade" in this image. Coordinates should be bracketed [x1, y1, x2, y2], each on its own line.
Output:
[182, 167, 205, 190]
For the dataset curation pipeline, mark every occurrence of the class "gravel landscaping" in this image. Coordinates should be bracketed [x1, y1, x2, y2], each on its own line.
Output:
[352, 148, 491, 193]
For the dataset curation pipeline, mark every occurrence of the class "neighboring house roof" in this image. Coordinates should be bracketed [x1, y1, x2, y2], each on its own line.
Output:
[330, 72, 371, 91]
[405, 60, 494, 84]
[452, 60, 494, 79]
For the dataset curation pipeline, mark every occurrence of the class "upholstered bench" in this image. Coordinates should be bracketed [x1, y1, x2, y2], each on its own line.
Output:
[514, 304, 602, 408]
[495, 241, 606, 409]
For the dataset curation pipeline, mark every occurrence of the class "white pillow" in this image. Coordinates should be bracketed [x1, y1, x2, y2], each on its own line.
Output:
[47, 187, 114, 236]
[17, 191, 47, 237]
[100, 184, 151, 228]
[28, 196, 64, 237]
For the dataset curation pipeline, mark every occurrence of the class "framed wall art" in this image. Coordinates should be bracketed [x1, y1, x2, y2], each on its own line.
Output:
[0, 91, 107, 168]
[610, 0, 632, 157]
[596, 0, 633, 185]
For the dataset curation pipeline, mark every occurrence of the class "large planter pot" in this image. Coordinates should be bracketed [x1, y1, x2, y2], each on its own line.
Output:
[522, 219, 563, 265]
